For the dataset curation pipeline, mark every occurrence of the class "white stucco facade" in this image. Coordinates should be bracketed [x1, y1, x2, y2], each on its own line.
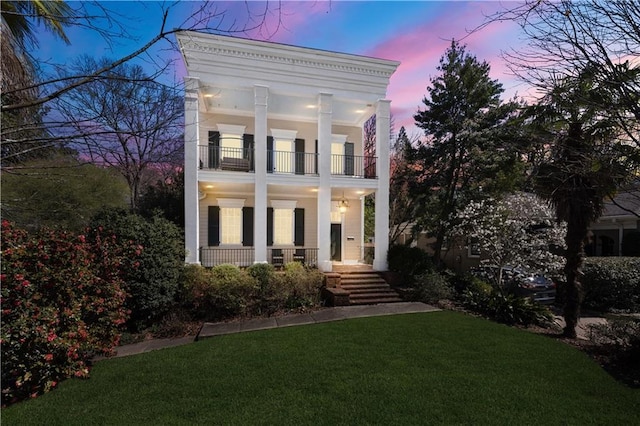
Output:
[177, 31, 399, 271]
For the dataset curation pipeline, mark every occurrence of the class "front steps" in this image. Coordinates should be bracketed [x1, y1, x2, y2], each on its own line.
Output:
[338, 271, 402, 305]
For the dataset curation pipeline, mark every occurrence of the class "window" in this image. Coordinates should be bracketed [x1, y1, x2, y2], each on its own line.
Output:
[220, 208, 242, 244]
[218, 124, 246, 159]
[275, 139, 293, 173]
[217, 198, 245, 245]
[273, 209, 293, 245]
[331, 134, 348, 174]
[271, 129, 297, 173]
[271, 200, 297, 245]
[468, 238, 480, 258]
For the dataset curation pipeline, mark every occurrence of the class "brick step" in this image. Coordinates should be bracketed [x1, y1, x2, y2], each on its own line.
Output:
[341, 284, 392, 292]
[338, 272, 383, 277]
[349, 292, 403, 305]
[333, 270, 403, 305]
[340, 279, 388, 286]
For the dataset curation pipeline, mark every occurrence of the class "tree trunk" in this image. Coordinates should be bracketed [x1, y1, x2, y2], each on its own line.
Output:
[562, 215, 587, 338]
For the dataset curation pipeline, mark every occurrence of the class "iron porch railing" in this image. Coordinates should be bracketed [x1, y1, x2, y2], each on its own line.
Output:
[199, 247, 318, 268]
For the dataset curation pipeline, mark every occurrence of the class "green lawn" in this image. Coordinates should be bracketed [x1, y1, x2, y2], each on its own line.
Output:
[3, 311, 638, 425]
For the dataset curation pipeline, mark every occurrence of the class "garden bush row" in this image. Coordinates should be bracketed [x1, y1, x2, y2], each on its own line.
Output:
[181, 262, 324, 321]
[581, 257, 640, 313]
[389, 245, 554, 327]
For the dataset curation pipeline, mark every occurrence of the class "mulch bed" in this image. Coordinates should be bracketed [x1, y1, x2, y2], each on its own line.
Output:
[527, 325, 640, 389]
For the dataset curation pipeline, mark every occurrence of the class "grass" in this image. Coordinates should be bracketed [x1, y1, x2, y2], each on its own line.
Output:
[3, 311, 638, 425]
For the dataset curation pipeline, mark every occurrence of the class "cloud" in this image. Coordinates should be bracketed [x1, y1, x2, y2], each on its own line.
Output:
[362, 2, 528, 134]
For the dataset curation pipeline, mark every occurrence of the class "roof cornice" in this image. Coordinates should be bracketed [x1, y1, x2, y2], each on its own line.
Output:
[176, 31, 399, 90]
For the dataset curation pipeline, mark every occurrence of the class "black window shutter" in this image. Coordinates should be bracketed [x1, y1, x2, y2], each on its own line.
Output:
[314, 140, 318, 174]
[208, 206, 220, 246]
[208, 131, 220, 169]
[294, 208, 305, 246]
[295, 138, 305, 175]
[242, 207, 254, 246]
[243, 134, 254, 171]
[267, 136, 274, 172]
[267, 207, 274, 246]
[344, 142, 354, 176]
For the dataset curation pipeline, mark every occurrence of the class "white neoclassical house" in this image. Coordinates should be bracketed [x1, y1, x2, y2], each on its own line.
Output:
[177, 31, 399, 272]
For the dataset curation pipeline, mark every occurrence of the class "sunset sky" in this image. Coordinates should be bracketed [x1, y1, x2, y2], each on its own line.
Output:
[36, 1, 529, 136]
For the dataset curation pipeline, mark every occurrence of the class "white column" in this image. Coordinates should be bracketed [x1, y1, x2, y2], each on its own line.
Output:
[254, 85, 269, 263]
[618, 223, 624, 257]
[317, 93, 333, 272]
[373, 99, 391, 271]
[184, 77, 200, 264]
[360, 195, 365, 262]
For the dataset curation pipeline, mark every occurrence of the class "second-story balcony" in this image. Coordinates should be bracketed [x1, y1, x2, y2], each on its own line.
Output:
[198, 145, 377, 178]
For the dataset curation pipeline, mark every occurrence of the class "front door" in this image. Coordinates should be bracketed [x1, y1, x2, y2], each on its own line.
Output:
[330, 223, 342, 261]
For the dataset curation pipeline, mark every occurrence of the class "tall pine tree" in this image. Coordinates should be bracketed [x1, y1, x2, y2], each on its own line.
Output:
[413, 40, 524, 264]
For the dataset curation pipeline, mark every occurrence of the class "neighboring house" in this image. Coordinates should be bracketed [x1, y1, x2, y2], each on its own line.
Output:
[587, 190, 640, 256]
[177, 32, 399, 271]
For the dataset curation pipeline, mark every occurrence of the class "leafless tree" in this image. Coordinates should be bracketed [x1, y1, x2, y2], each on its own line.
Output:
[1, 1, 290, 163]
[54, 57, 184, 211]
[482, 0, 639, 147]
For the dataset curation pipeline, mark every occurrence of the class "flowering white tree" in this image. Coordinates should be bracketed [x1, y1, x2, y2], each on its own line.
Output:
[451, 192, 566, 287]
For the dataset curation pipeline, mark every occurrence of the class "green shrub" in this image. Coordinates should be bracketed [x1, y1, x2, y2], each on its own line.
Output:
[90, 208, 184, 329]
[182, 264, 255, 320]
[247, 263, 281, 315]
[582, 257, 640, 313]
[410, 271, 455, 303]
[181, 263, 324, 320]
[462, 289, 553, 327]
[588, 316, 640, 386]
[447, 272, 493, 296]
[387, 245, 433, 284]
[278, 262, 324, 309]
[1, 221, 129, 406]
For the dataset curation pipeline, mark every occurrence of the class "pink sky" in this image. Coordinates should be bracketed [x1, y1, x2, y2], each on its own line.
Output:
[36, 1, 530, 137]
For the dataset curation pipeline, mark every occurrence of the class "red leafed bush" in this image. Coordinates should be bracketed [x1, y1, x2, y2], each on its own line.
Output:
[1, 220, 130, 406]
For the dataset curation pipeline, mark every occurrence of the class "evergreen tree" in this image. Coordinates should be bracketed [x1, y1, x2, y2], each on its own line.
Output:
[413, 40, 525, 265]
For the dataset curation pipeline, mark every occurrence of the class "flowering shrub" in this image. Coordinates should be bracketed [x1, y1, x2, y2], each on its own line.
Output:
[1, 221, 130, 406]
[451, 192, 566, 283]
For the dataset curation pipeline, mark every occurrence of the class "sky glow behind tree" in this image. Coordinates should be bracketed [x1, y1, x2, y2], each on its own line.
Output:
[34, 1, 529, 137]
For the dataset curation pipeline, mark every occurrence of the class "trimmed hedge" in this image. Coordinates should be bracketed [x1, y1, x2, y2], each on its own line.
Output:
[582, 257, 640, 313]
[181, 263, 324, 321]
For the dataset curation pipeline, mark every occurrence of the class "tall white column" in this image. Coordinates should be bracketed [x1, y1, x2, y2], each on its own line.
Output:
[317, 93, 333, 272]
[373, 99, 391, 271]
[254, 85, 269, 263]
[184, 77, 200, 264]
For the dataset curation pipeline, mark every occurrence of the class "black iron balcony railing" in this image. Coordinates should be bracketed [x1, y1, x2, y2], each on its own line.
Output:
[199, 146, 254, 171]
[198, 146, 376, 179]
[331, 153, 377, 179]
[199, 247, 318, 268]
[267, 150, 318, 175]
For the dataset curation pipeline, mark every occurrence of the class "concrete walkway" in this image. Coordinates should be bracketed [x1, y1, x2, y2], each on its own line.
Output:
[198, 301, 440, 339]
[109, 302, 440, 359]
[108, 303, 607, 359]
